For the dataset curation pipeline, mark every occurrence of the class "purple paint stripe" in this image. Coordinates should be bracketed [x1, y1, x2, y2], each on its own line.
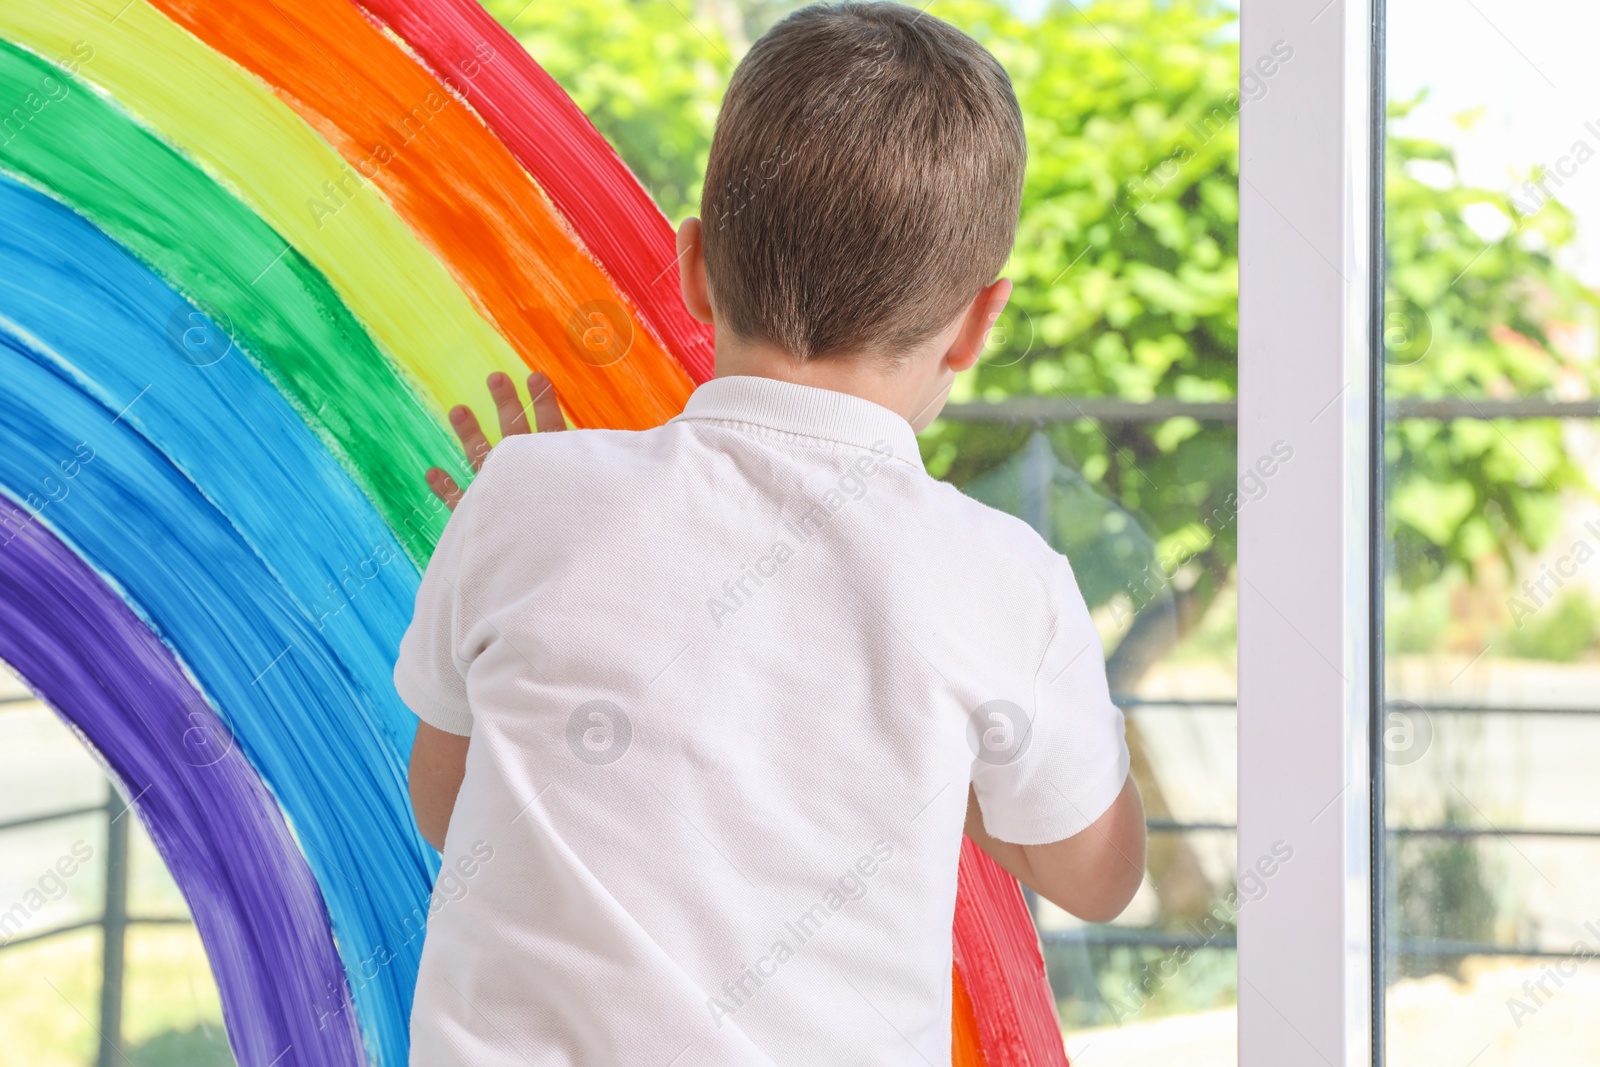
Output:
[0, 499, 366, 1067]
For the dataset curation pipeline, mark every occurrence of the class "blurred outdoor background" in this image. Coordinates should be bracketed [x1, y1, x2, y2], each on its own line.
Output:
[4, 0, 1598, 1064]
[1381, 0, 1600, 1063]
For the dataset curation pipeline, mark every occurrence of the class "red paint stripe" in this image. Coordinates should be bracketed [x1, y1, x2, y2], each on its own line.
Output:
[352, 0, 716, 383]
[954, 837, 1071, 1066]
[349, 7, 1065, 1058]
[151, 0, 694, 432]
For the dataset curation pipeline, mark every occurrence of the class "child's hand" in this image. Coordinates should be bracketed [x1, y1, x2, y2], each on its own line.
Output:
[425, 371, 565, 510]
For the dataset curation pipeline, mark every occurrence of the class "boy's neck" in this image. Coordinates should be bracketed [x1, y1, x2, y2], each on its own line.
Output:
[711, 334, 953, 433]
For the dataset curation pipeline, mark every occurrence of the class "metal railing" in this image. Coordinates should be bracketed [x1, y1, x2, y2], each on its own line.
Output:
[6, 387, 1600, 1039]
[0, 701, 192, 1067]
[5, 701, 1595, 1017]
[943, 385, 1600, 971]
[939, 395, 1600, 424]
[1048, 695, 1600, 961]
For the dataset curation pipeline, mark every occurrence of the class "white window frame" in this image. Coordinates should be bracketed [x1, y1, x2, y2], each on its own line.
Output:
[1237, 0, 1380, 1063]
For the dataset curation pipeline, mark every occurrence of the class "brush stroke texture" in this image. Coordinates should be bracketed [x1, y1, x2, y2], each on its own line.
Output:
[0, 336, 431, 1067]
[0, 37, 459, 562]
[304, 13, 1068, 1057]
[0, 7, 1066, 1062]
[0, 171, 422, 767]
[0, 501, 367, 1067]
[355, 0, 717, 382]
[0, 0, 533, 451]
[149, 0, 694, 431]
[954, 837, 1071, 1065]
[953, 961, 989, 1067]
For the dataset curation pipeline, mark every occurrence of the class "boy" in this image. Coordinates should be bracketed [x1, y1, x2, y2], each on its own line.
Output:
[397, 4, 1144, 1064]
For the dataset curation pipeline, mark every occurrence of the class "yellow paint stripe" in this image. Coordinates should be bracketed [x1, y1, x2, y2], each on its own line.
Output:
[1, 0, 528, 435]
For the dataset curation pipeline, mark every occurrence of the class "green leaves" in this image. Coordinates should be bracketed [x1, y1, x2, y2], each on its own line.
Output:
[488, 0, 1596, 605]
[928, 0, 1244, 600]
[486, 0, 736, 224]
[1384, 118, 1599, 585]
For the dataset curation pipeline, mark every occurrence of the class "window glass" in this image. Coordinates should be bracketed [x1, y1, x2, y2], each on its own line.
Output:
[0, 673, 232, 1067]
[1384, 3, 1600, 1060]
[496, 1, 1244, 1059]
[1, 4, 1248, 1062]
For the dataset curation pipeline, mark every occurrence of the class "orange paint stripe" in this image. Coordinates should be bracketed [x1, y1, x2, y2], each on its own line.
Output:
[147, 0, 692, 432]
[953, 964, 989, 1067]
[954, 837, 1071, 1065]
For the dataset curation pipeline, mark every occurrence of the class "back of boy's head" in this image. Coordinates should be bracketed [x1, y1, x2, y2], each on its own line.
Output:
[701, 2, 1025, 362]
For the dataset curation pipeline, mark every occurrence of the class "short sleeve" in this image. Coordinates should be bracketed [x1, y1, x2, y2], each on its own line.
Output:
[393, 470, 486, 737]
[970, 554, 1130, 846]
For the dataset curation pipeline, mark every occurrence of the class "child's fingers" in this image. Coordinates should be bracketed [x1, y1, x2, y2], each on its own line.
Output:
[488, 372, 531, 438]
[424, 467, 465, 511]
[448, 404, 493, 472]
[527, 372, 567, 434]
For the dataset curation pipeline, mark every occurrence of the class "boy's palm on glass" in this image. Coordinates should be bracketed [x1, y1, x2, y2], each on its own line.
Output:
[425, 371, 564, 510]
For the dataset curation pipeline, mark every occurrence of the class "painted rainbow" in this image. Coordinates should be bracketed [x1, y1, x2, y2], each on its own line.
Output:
[0, 2, 1067, 1064]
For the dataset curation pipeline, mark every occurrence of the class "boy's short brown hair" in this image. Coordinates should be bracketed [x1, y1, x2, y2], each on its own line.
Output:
[700, 2, 1026, 361]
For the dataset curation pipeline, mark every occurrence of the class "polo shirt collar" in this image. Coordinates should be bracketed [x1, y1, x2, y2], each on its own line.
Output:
[671, 375, 925, 470]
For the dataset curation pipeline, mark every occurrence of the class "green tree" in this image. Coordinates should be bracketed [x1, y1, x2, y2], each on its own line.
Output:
[490, 0, 1600, 969]
[927, 0, 1244, 693]
[496, 0, 1245, 689]
[1384, 100, 1599, 591]
[487, 0, 740, 222]
[497, 0, 1597, 674]
[494, 0, 1249, 941]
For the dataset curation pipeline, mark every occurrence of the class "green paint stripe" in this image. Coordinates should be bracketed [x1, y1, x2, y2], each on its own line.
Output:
[0, 0, 532, 447]
[0, 37, 456, 558]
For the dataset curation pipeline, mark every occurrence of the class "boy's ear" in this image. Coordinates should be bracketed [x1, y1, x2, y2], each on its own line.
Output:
[944, 278, 1013, 373]
[677, 218, 714, 325]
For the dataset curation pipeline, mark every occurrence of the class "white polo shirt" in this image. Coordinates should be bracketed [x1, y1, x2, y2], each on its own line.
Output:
[395, 375, 1128, 1066]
